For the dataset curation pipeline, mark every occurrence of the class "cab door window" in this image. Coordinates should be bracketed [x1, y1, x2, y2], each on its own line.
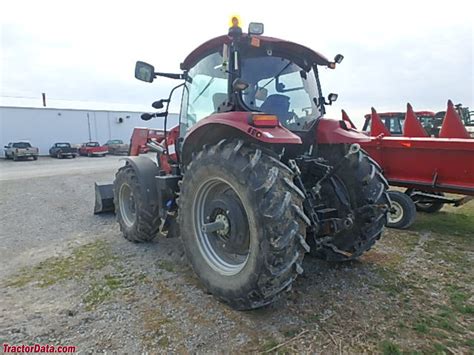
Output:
[180, 51, 228, 132]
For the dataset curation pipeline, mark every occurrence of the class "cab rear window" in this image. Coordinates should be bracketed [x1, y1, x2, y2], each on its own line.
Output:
[12, 142, 32, 148]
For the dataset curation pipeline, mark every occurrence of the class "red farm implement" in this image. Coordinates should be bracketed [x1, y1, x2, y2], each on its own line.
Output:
[354, 100, 474, 228]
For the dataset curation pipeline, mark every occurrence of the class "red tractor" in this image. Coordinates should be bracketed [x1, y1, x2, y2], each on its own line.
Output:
[96, 20, 390, 310]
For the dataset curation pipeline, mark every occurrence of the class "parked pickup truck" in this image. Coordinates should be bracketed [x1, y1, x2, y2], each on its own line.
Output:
[79, 142, 108, 157]
[103, 139, 129, 155]
[4, 141, 39, 161]
[49, 142, 78, 159]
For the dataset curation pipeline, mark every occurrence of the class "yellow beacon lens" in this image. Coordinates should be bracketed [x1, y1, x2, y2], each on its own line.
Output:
[229, 15, 241, 28]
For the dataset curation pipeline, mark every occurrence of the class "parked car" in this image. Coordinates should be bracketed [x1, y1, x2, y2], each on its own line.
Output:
[103, 139, 129, 155]
[4, 141, 39, 161]
[49, 142, 78, 159]
[79, 142, 108, 157]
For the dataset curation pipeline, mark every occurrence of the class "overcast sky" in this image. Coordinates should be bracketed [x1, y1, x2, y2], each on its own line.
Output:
[1, 0, 472, 127]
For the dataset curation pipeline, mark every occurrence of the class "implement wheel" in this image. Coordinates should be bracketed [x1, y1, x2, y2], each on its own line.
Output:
[386, 191, 416, 229]
[179, 140, 309, 310]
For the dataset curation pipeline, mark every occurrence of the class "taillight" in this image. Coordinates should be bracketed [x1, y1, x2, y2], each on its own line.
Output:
[249, 114, 279, 128]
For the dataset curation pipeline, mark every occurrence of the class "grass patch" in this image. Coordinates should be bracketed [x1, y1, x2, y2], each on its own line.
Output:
[380, 340, 401, 355]
[413, 321, 429, 334]
[157, 259, 175, 273]
[261, 337, 280, 352]
[5, 241, 114, 288]
[83, 274, 125, 310]
[371, 266, 414, 297]
[412, 210, 474, 236]
[447, 286, 474, 314]
[432, 343, 448, 354]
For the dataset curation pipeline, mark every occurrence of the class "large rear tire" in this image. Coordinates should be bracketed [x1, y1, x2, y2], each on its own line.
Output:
[179, 140, 310, 310]
[308, 146, 390, 261]
[113, 164, 161, 242]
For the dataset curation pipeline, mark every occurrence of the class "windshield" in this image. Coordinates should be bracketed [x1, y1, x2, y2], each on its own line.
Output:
[56, 143, 70, 148]
[86, 142, 99, 147]
[108, 140, 123, 144]
[13, 142, 31, 148]
[240, 55, 322, 131]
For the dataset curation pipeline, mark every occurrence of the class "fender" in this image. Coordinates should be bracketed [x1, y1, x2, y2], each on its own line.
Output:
[120, 156, 160, 206]
[317, 118, 371, 144]
[181, 111, 302, 165]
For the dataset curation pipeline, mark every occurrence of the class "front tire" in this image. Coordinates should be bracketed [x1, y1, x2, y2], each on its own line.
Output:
[113, 164, 161, 242]
[179, 140, 310, 310]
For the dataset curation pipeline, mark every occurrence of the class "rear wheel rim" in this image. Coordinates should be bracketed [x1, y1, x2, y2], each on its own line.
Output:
[119, 183, 136, 227]
[193, 177, 250, 276]
[388, 201, 404, 224]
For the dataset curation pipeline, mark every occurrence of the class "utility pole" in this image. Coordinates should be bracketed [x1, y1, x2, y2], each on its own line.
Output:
[87, 113, 92, 142]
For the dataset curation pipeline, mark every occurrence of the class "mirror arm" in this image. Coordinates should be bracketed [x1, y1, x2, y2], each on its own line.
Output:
[154, 72, 185, 80]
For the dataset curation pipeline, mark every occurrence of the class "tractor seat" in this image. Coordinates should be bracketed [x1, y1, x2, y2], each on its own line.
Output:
[260, 94, 291, 122]
[213, 93, 228, 112]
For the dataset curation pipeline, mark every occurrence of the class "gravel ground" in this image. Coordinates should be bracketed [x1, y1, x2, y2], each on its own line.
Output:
[0, 157, 472, 353]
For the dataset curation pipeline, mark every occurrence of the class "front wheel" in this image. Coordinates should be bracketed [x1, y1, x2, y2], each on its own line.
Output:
[113, 164, 161, 242]
[179, 140, 310, 310]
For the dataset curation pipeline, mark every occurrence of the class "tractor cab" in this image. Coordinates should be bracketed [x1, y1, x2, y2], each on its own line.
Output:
[135, 19, 343, 141]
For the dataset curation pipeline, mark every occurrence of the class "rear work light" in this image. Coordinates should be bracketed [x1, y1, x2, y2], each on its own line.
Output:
[249, 114, 279, 128]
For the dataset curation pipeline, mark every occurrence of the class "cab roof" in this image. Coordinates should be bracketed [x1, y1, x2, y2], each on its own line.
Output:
[180, 34, 331, 71]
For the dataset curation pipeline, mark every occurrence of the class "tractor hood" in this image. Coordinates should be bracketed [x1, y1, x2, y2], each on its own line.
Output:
[180, 34, 331, 71]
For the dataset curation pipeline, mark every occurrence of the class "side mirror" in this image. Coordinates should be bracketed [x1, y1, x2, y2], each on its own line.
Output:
[141, 112, 167, 121]
[135, 61, 155, 83]
[334, 54, 344, 64]
[328, 93, 338, 105]
[4, 146, 8, 148]
[152, 99, 170, 109]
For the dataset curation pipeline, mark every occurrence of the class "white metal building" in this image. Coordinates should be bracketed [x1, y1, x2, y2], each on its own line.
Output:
[0, 106, 178, 157]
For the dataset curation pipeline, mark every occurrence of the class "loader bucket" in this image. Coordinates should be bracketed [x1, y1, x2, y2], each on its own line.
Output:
[94, 182, 115, 214]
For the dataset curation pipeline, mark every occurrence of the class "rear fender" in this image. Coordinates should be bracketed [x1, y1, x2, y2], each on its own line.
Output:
[120, 156, 160, 206]
[317, 118, 370, 144]
[181, 112, 302, 165]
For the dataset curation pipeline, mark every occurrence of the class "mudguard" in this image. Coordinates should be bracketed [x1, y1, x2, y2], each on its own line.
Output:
[120, 156, 160, 206]
[181, 111, 302, 164]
